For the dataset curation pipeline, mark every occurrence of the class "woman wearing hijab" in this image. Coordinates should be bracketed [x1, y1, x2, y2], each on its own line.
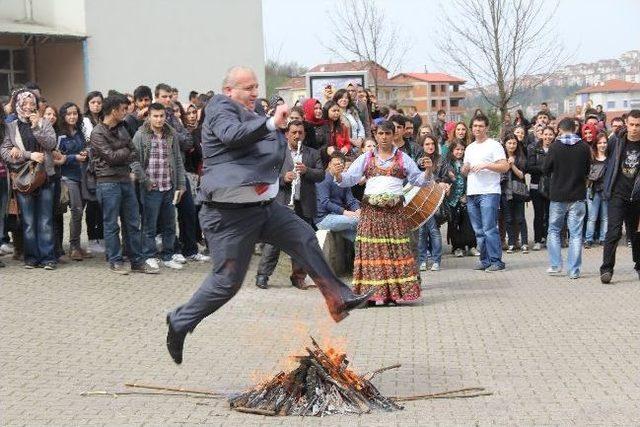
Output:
[302, 98, 326, 151]
[0, 90, 57, 269]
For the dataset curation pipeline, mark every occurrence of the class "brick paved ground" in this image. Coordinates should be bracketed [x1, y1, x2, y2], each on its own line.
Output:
[2, 232, 640, 425]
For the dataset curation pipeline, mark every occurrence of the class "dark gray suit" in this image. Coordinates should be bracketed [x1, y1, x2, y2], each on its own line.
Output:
[257, 145, 324, 281]
[169, 95, 354, 334]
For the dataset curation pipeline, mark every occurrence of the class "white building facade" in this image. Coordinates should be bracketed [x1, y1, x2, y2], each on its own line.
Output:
[0, 0, 265, 106]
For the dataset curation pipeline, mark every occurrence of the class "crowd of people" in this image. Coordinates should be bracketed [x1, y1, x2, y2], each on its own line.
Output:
[1, 77, 639, 297]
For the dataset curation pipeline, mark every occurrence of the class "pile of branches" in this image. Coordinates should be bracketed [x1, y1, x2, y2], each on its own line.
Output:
[229, 337, 403, 416]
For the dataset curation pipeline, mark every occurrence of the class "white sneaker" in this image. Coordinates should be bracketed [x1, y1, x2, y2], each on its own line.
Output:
[419, 262, 427, 271]
[430, 262, 440, 271]
[546, 266, 563, 275]
[0, 243, 14, 254]
[145, 258, 160, 270]
[88, 239, 105, 254]
[187, 253, 211, 262]
[163, 259, 184, 270]
[454, 249, 464, 257]
[469, 247, 480, 256]
[172, 253, 188, 264]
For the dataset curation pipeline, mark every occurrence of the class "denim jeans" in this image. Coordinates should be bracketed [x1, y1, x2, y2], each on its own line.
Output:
[316, 213, 358, 242]
[418, 216, 442, 264]
[96, 181, 143, 265]
[0, 176, 8, 243]
[16, 180, 56, 265]
[174, 178, 199, 257]
[141, 187, 176, 261]
[547, 200, 586, 276]
[467, 193, 504, 268]
[585, 190, 608, 243]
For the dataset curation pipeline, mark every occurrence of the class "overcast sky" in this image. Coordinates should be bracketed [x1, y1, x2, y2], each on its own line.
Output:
[262, 0, 640, 75]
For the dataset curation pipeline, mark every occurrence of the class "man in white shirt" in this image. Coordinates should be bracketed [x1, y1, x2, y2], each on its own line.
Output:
[165, 67, 374, 365]
[462, 115, 510, 272]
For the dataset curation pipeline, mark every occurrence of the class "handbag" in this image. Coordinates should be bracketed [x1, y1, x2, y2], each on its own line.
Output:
[11, 160, 47, 194]
[510, 179, 530, 202]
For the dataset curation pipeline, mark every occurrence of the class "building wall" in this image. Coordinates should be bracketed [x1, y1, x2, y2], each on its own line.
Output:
[575, 91, 640, 111]
[84, 0, 265, 100]
[35, 41, 86, 107]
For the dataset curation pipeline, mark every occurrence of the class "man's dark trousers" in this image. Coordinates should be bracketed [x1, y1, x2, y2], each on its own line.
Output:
[601, 195, 640, 274]
[257, 201, 313, 282]
[169, 201, 353, 333]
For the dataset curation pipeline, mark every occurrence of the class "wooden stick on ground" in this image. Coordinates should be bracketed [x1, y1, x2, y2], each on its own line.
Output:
[364, 363, 402, 381]
[81, 390, 222, 399]
[392, 387, 492, 402]
[233, 406, 277, 416]
[124, 383, 225, 397]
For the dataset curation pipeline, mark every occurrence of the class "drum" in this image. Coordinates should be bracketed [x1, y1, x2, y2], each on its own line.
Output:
[402, 182, 445, 230]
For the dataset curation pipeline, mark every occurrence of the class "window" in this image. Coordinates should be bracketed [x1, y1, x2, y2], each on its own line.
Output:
[430, 84, 436, 92]
[451, 99, 460, 107]
[431, 99, 437, 108]
[441, 99, 447, 107]
[606, 101, 616, 109]
[0, 48, 28, 98]
[440, 84, 446, 92]
[452, 84, 459, 92]
[623, 100, 629, 108]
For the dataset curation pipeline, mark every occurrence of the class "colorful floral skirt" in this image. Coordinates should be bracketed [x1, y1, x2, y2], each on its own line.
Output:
[353, 202, 421, 303]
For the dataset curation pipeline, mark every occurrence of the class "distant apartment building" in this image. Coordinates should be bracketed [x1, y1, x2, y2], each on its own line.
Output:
[0, 0, 265, 107]
[564, 79, 640, 120]
[545, 50, 640, 87]
[276, 61, 467, 121]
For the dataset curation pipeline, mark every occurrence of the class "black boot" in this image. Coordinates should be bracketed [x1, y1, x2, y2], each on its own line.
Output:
[255, 274, 269, 289]
[166, 314, 186, 365]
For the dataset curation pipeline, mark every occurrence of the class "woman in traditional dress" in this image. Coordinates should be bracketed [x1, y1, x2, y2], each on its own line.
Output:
[330, 120, 433, 305]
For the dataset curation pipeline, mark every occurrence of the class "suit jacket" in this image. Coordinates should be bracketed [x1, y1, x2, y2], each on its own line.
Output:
[199, 95, 286, 200]
[278, 144, 324, 219]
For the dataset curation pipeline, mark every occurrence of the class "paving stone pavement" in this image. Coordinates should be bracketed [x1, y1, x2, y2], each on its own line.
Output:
[2, 237, 640, 426]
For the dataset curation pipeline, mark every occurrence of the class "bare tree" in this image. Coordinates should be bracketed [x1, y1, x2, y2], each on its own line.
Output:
[322, 0, 408, 96]
[435, 0, 570, 117]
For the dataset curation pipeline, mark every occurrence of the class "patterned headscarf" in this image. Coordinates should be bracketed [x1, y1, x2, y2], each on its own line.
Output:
[15, 91, 37, 123]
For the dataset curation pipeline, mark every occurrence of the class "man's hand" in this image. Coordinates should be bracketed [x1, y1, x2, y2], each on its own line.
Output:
[354, 208, 361, 218]
[284, 171, 295, 183]
[273, 104, 289, 129]
[470, 162, 487, 173]
[327, 146, 336, 155]
[340, 146, 349, 154]
[461, 162, 471, 175]
[76, 153, 88, 163]
[294, 162, 307, 175]
[30, 152, 45, 163]
[507, 156, 515, 165]
[9, 147, 21, 159]
[136, 107, 149, 120]
[328, 162, 344, 177]
[439, 182, 451, 195]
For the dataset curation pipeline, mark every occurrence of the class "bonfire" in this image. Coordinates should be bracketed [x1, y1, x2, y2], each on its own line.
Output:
[228, 337, 403, 416]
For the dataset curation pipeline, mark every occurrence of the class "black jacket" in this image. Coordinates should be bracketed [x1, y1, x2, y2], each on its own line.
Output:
[526, 143, 548, 185]
[199, 95, 285, 199]
[89, 122, 137, 183]
[541, 138, 591, 202]
[603, 130, 640, 201]
[278, 145, 324, 219]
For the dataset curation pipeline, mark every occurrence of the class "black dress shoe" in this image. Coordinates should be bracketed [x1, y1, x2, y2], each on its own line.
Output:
[255, 275, 269, 289]
[600, 271, 613, 284]
[166, 314, 186, 365]
[329, 288, 377, 322]
[290, 277, 308, 290]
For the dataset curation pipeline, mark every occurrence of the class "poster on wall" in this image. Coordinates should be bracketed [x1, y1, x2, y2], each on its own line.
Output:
[308, 72, 366, 101]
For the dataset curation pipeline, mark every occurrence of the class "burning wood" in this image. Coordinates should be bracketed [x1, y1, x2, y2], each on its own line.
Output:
[228, 337, 403, 416]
